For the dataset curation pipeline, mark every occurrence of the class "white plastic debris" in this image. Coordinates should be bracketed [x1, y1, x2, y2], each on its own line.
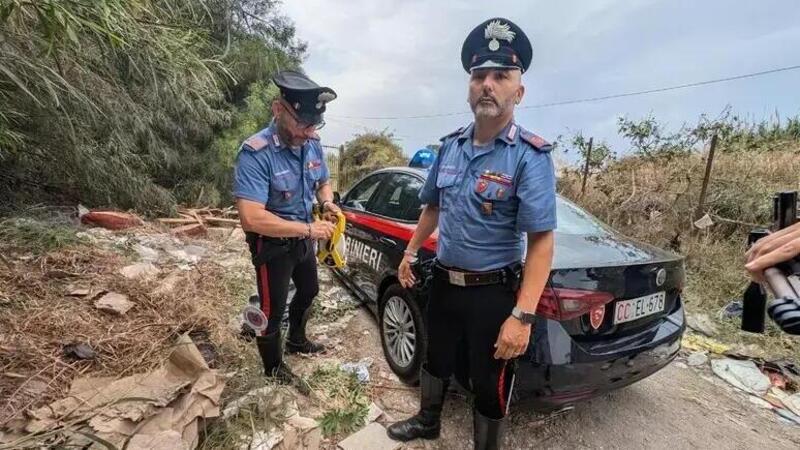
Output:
[711, 358, 771, 395]
[693, 214, 714, 230]
[340, 358, 373, 383]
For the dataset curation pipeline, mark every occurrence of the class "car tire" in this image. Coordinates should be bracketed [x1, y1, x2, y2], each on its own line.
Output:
[379, 284, 427, 385]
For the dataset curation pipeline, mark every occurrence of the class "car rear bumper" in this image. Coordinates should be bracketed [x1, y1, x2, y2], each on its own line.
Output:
[511, 295, 686, 411]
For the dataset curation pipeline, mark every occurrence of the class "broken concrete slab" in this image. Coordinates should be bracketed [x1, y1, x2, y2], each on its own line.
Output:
[94, 292, 134, 315]
[366, 403, 383, 423]
[337, 422, 399, 450]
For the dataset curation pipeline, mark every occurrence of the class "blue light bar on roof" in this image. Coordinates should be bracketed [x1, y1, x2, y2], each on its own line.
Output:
[409, 148, 436, 169]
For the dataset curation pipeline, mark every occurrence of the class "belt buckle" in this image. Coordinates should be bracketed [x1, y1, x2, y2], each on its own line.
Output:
[448, 270, 466, 287]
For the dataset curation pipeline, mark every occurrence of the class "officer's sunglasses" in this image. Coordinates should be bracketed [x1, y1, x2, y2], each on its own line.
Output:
[279, 100, 326, 131]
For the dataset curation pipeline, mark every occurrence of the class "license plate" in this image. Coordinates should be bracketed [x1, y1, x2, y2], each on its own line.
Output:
[613, 292, 666, 325]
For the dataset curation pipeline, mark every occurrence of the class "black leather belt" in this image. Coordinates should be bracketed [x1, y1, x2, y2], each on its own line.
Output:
[434, 263, 506, 287]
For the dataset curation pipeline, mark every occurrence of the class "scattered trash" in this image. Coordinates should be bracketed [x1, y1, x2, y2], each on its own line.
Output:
[711, 358, 771, 395]
[66, 286, 104, 298]
[94, 292, 134, 315]
[687, 351, 708, 367]
[762, 360, 800, 390]
[119, 262, 161, 279]
[719, 300, 744, 319]
[80, 210, 144, 230]
[693, 214, 714, 230]
[774, 408, 800, 426]
[683, 334, 730, 354]
[245, 429, 284, 450]
[167, 245, 206, 264]
[686, 313, 718, 337]
[19, 334, 225, 449]
[764, 388, 790, 409]
[133, 243, 160, 263]
[748, 395, 774, 409]
[340, 358, 373, 384]
[63, 342, 95, 360]
[784, 393, 800, 417]
[766, 371, 788, 390]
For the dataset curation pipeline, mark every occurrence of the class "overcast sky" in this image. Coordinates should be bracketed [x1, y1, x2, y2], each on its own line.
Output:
[281, 0, 800, 162]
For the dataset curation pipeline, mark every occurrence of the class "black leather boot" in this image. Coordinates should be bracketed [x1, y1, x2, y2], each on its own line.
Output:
[387, 366, 448, 442]
[473, 409, 505, 450]
[256, 330, 295, 384]
[286, 308, 325, 354]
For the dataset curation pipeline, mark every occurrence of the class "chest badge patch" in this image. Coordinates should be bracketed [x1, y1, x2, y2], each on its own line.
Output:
[496, 187, 506, 199]
[476, 179, 489, 193]
[481, 201, 493, 216]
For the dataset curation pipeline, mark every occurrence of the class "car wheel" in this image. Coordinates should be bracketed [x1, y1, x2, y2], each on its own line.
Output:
[379, 284, 426, 385]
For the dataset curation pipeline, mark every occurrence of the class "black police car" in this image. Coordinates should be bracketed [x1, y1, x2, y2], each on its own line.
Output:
[332, 164, 686, 411]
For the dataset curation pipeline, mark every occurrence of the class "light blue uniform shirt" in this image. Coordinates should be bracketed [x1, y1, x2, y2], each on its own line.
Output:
[419, 121, 557, 271]
[232, 123, 329, 223]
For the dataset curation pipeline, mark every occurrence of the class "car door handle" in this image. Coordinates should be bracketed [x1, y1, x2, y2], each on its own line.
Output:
[379, 237, 398, 247]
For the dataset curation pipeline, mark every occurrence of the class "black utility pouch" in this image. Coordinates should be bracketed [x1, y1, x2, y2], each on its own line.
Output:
[246, 232, 291, 266]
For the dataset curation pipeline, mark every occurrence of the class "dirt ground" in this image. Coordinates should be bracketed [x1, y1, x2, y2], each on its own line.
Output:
[331, 299, 800, 450]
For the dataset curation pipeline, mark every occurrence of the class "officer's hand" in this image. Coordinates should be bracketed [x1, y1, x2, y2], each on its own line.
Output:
[745, 222, 800, 282]
[309, 220, 335, 240]
[398, 256, 416, 288]
[494, 316, 531, 360]
[323, 201, 342, 215]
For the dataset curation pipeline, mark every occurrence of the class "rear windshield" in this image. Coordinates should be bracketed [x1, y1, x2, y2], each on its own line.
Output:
[555, 197, 609, 235]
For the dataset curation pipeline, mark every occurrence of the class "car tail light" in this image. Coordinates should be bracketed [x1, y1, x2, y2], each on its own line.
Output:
[536, 287, 615, 321]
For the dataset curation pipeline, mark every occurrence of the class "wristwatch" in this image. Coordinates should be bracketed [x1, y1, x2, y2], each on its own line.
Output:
[511, 306, 536, 325]
[403, 249, 419, 264]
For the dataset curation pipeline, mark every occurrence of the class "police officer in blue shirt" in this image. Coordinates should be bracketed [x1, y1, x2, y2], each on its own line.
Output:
[233, 70, 340, 384]
[387, 19, 556, 449]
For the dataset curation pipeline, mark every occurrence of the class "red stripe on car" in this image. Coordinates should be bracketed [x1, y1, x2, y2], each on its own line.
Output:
[343, 211, 438, 252]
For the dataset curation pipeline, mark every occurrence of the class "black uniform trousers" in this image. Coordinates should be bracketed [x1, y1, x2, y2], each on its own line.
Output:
[425, 267, 518, 420]
[247, 235, 319, 335]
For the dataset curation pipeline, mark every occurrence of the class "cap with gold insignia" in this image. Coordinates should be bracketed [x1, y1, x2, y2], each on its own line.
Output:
[461, 18, 532, 73]
[272, 70, 337, 125]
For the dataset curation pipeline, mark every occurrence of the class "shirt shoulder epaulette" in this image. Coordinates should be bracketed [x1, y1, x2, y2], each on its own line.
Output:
[439, 127, 465, 142]
[519, 128, 553, 153]
[241, 132, 270, 151]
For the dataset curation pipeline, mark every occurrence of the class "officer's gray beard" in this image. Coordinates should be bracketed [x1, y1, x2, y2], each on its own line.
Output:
[472, 99, 513, 120]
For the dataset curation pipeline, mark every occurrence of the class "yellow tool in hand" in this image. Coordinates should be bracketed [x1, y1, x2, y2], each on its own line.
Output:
[313, 206, 347, 269]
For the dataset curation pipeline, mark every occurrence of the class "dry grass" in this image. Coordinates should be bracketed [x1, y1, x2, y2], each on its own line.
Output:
[560, 145, 800, 359]
[0, 226, 258, 433]
[560, 146, 800, 249]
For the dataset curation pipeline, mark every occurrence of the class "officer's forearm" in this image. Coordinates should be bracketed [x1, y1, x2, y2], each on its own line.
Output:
[407, 204, 439, 252]
[316, 182, 334, 203]
[236, 199, 307, 238]
[518, 231, 554, 313]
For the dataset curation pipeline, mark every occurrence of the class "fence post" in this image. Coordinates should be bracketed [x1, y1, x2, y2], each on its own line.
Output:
[581, 137, 593, 196]
[695, 133, 718, 221]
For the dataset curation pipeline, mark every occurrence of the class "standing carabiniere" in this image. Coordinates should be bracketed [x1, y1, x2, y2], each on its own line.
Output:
[387, 18, 557, 450]
[233, 70, 341, 384]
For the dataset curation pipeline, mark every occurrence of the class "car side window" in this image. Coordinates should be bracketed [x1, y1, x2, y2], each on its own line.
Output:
[369, 174, 424, 222]
[342, 174, 385, 211]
